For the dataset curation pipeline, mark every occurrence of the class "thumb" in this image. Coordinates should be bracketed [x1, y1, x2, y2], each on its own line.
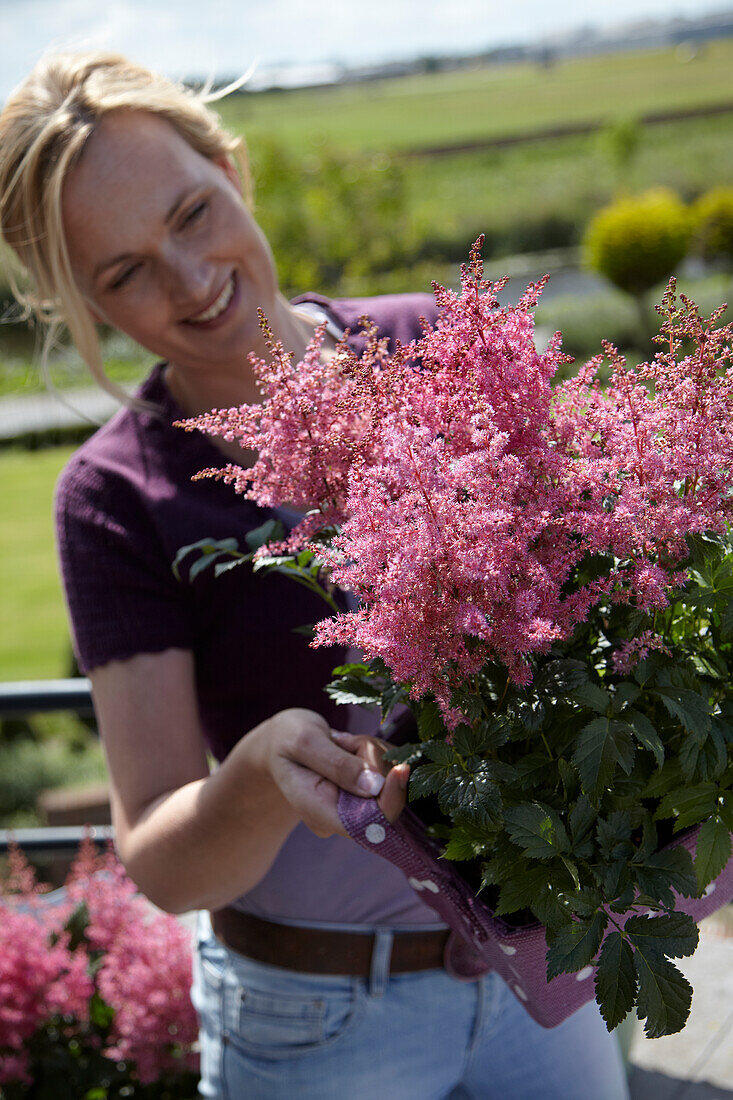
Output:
[378, 764, 409, 824]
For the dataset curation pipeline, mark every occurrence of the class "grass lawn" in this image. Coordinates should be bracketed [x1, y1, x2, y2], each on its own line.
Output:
[217, 40, 733, 155]
[0, 444, 77, 681]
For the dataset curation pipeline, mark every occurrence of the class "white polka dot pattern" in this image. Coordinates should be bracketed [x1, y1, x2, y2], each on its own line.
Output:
[365, 823, 386, 844]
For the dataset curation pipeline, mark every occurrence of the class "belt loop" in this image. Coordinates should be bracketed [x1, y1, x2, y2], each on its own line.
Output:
[368, 929, 394, 998]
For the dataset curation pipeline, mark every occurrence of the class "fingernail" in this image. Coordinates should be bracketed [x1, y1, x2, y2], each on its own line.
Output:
[357, 769, 385, 796]
[331, 730, 348, 741]
[398, 766, 410, 790]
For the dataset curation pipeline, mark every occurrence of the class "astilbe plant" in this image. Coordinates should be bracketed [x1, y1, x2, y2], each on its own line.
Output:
[179, 240, 733, 1037]
[0, 840, 198, 1098]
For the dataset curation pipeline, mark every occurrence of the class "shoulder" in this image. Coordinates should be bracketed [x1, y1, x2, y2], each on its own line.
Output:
[291, 291, 439, 354]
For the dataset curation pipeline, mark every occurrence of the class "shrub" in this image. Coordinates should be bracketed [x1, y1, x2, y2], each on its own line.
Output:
[583, 188, 691, 297]
[693, 186, 733, 266]
[0, 841, 199, 1097]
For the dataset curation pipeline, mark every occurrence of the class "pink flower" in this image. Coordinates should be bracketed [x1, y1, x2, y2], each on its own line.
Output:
[184, 246, 733, 725]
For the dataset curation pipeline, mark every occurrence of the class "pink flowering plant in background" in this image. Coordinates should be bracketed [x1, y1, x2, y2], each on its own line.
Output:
[0, 840, 198, 1098]
[177, 239, 733, 1037]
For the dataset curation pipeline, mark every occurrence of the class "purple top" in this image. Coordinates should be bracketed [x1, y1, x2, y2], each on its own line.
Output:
[55, 292, 444, 926]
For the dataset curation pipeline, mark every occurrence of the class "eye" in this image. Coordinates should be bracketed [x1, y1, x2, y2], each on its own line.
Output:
[110, 262, 142, 290]
[181, 200, 207, 227]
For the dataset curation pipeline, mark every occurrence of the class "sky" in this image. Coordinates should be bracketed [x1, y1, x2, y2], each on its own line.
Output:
[0, 0, 725, 98]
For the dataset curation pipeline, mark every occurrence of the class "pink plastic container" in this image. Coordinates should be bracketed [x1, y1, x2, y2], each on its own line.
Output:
[338, 791, 733, 1028]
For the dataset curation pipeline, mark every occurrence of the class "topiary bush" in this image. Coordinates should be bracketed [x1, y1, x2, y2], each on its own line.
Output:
[693, 186, 733, 267]
[583, 188, 691, 298]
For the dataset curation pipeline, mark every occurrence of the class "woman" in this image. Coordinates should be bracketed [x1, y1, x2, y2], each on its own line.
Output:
[0, 53, 629, 1099]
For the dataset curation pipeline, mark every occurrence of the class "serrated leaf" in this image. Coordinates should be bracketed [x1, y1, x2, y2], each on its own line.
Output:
[625, 709, 665, 769]
[383, 742, 423, 766]
[571, 717, 634, 802]
[441, 823, 491, 861]
[634, 846, 697, 906]
[595, 932, 637, 1030]
[514, 753, 555, 785]
[536, 658, 589, 694]
[626, 913, 699, 959]
[409, 762, 446, 799]
[569, 794, 597, 845]
[634, 951, 693, 1037]
[325, 676, 382, 707]
[439, 767, 501, 828]
[494, 864, 551, 916]
[655, 783, 718, 831]
[423, 739, 454, 766]
[546, 910, 608, 980]
[504, 802, 569, 859]
[694, 816, 733, 890]
[572, 681, 611, 714]
[656, 688, 712, 736]
[613, 683, 641, 711]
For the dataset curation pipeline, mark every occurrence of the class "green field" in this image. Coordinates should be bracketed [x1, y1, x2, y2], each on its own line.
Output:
[217, 40, 733, 155]
[0, 445, 77, 680]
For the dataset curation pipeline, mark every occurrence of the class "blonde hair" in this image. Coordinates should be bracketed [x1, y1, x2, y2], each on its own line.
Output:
[0, 51, 251, 402]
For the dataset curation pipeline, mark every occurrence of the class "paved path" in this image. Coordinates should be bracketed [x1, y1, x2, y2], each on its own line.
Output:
[0, 386, 123, 440]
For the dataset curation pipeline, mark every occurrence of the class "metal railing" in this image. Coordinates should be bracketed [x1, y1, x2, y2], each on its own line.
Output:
[0, 678, 109, 857]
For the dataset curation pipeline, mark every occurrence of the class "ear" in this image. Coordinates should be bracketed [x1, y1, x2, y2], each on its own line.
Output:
[214, 155, 242, 194]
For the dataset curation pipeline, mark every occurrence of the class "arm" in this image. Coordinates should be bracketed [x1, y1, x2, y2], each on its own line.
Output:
[91, 647, 407, 914]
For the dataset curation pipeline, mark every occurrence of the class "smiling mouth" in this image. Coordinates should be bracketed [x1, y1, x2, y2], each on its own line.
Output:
[185, 273, 236, 325]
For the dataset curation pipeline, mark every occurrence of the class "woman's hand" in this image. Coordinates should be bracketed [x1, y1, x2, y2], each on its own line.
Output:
[249, 708, 409, 840]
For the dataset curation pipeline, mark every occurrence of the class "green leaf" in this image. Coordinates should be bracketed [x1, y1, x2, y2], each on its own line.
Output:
[494, 863, 551, 917]
[634, 846, 697, 906]
[546, 910, 608, 980]
[535, 658, 588, 695]
[720, 598, 733, 640]
[626, 913, 699, 959]
[244, 517, 285, 551]
[625, 709, 665, 769]
[63, 900, 90, 952]
[383, 742, 423, 766]
[409, 762, 446, 799]
[572, 681, 611, 714]
[417, 699, 445, 742]
[572, 717, 634, 802]
[423, 740, 454, 766]
[441, 823, 491, 861]
[613, 683, 641, 711]
[439, 767, 502, 828]
[694, 816, 733, 890]
[569, 795, 598, 846]
[325, 676, 381, 707]
[595, 932, 637, 1030]
[634, 952, 693, 1038]
[655, 783, 719, 831]
[656, 688, 712, 736]
[504, 802, 569, 859]
[88, 991, 115, 1031]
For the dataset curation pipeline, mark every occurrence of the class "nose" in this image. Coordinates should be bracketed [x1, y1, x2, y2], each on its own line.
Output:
[164, 247, 215, 313]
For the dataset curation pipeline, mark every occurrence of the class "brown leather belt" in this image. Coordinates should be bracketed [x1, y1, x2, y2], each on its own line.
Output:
[211, 906, 450, 976]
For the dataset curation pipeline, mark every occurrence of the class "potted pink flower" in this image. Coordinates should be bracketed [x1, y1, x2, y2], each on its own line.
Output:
[178, 240, 733, 1038]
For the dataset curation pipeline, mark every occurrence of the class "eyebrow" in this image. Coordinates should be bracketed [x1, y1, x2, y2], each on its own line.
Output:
[91, 186, 195, 281]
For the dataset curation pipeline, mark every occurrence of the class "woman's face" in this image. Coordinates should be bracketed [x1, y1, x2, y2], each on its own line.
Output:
[62, 110, 278, 374]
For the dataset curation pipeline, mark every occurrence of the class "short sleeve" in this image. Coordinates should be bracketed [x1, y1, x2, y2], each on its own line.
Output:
[55, 453, 195, 674]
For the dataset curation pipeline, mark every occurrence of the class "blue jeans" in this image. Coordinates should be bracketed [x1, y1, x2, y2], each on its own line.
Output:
[191, 912, 629, 1100]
